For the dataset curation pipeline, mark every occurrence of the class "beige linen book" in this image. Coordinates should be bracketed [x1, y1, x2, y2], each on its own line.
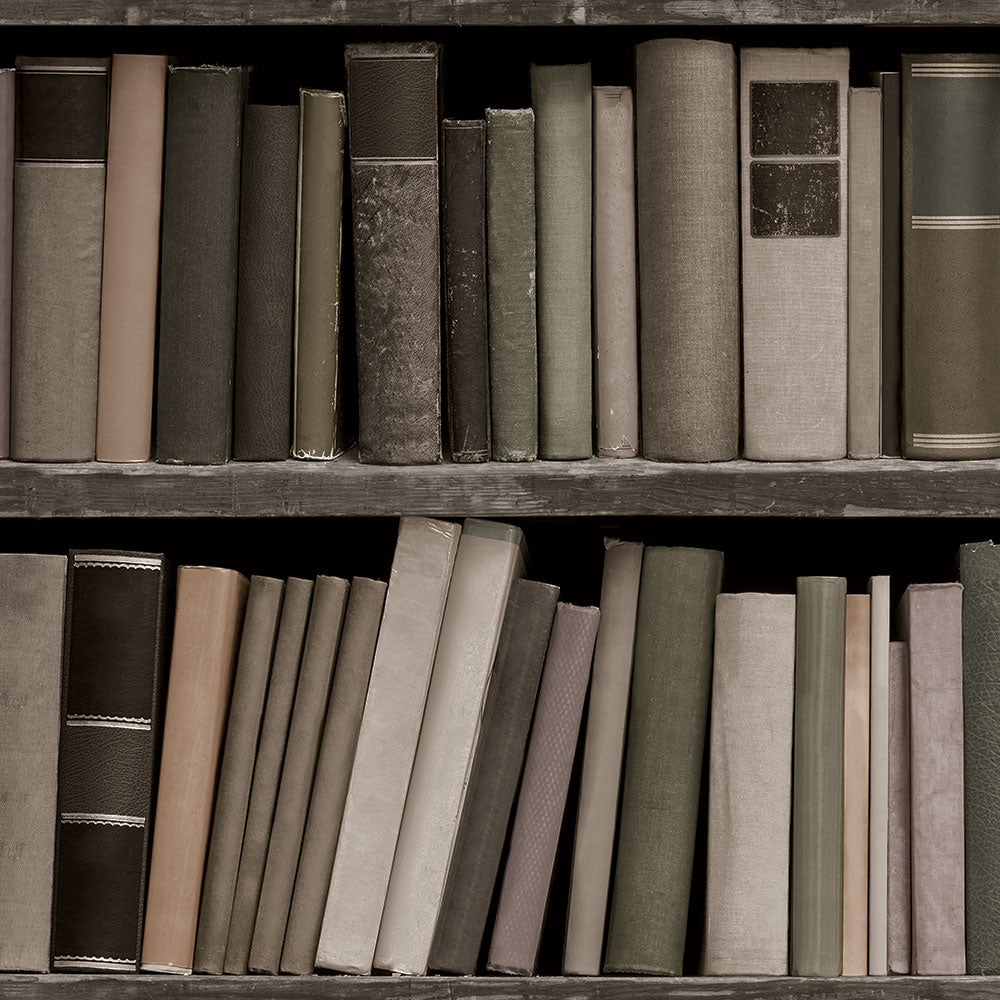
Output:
[868, 576, 891, 975]
[888, 640, 911, 973]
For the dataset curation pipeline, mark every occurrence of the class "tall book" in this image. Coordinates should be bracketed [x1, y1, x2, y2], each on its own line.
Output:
[316, 516, 460, 974]
[345, 43, 442, 464]
[95, 54, 168, 463]
[155, 65, 245, 465]
[233, 105, 298, 462]
[293, 90, 350, 461]
[12, 57, 108, 462]
[531, 64, 592, 460]
[740, 48, 849, 461]
[140, 566, 248, 974]
[0, 554, 67, 971]
[897, 582, 965, 973]
[428, 578, 560, 975]
[703, 593, 795, 975]
[487, 602, 601, 975]
[888, 640, 911, 974]
[604, 547, 725, 975]
[0, 68, 12, 458]
[52, 551, 173, 973]
[636, 39, 739, 462]
[564, 539, 643, 974]
[485, 108, 537, 462]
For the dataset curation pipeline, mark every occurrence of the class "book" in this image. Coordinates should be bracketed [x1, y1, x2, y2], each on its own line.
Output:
[316, 516, 460, 974]
[376, 520, 525, 975]
[847, 87, 883, 459]
[703, 593, 795, 976]
[592, 87, 639, 459]
[564, 539, 643, 974]
[485, 108, 537, 462]
[233, 105, 298, 462]
[193, 576, 285, 974]
[487, 602, 601, 975]
[604, 547, 724, 975]
[531, 64, 592, 460]
[740, 48, 849, 460]
[12, 57, 108, 462]
[897, 582, 965, 973]
[635, 39, 739, 462]
[280, 577, 387, 975]
[428, 578, 560, 975]
[293, 90, 350, 461]
[790, 575, 846, 976]
[888, 639, 911, 974]
[140, 566, 248, 974]
[901, 54, 1000, 458]
[95, 54, 168, 463]
[155, 65, 246, 465]
[0, 68, 11, 459]
[52, 551, 173, 973]
[345, 42, 442, 465]
[0, 553, 67, 971]
[443, 119, 490, 463]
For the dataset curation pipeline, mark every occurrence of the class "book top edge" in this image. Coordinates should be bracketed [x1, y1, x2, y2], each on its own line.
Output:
[345, 41, 439, 58]
[16, 56, 109, 72]
[462, 518, 523, 546]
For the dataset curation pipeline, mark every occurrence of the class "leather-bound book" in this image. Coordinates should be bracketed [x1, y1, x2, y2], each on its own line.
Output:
[12, 57, 108, 462]
[95, 54, 167, 463]
[52, 552, 173, 973]
[487, 602, 600, 975]
[443, 119, 490, 463]
[345, 43, 442, 465]
[636, 40, 739, 462]
[428, 578, 559, 975]
[293, 90, 350, 461]
[281, 577, 386, 975]
[0, 554, 67, 971]
[868, 576, 891, 975]
[703, 593, 795, 976]
[140, 566, 248, 974]
[531, 64, 592, 460]
[316, 516, 460, 974]
[741, 48, 849, 460]
[887, 640, 911, 974]
[155, 65, 245, 465]
[485, 108, 537, 462]
[0, 68, 14, 459]
[193, 576, 285, 974]
[233, 105, 298, 461]
[604, 547, 724, 975]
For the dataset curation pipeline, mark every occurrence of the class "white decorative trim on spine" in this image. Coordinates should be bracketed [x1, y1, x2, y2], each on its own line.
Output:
[74, 554, 162, 570]
[66, 714, 151, 730]
[912, 432, 1000, 449]
[53, 957, 136, 971]
[61, 812, 145, 827]
[912, 215, 1000, 230]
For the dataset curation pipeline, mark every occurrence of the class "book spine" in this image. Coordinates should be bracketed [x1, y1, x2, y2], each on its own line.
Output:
[868, 575, 891, 975]
[636, 39, 739, 462]
[155, 65, 245, 465]
[0, 69, 15, 459]
[95, 54, 167, 463]
[887, 639, 911, 974]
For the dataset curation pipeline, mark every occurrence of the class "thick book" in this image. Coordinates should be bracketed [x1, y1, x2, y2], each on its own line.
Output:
[888, 640, 911, 974]
[487, 602, 601, 975]
[223, 577, 313, 975]
[280, 577, 387, 975]
[140, 566, 248, 974]
[604, 547, 725, 975]
[902, 55, 1000, 458]
[376, 520, 525, 975]
[52, 551, 173, 973]
[443, 119, 490, 463]
[316, 516, 460, 974]
[485, 108, 537, 462]
[233, 105, 298, 462]
[703, 593, 795, 976]
[428, 578, 560, 975]
[155, 65, 245, 465]
[564, 539, 643, 975]
[193, 576, 285, 974]
[345, 42, 442, 465]
[293, 90, 350, 461]
[636, 39, 739, 462]
[12, 56, 108, 462]
[95, 54, 167, 463]
[0, 68, 11, 458]
[740, 48, 849, 460]
[531, 64, 592, 460]
[0, 553, 67, 971]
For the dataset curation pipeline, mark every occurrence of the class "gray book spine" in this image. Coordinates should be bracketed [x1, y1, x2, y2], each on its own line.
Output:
[0, 69, 12, 459]
[887, 640, 911, 974]
[636, 39, 739, 462]
[531, 64, 592, 460]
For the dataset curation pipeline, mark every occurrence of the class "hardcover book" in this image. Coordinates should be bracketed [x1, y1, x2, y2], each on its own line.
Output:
[868, 576, 891, 975]
[0, 69, 11, 458]
[888, 640, 911, 974]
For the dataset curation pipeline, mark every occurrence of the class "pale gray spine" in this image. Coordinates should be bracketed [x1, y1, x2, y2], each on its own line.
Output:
[887, 640, 911, 974]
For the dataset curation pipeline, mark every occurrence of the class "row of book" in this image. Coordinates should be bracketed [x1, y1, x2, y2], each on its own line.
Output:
[3, 43, 995, 467]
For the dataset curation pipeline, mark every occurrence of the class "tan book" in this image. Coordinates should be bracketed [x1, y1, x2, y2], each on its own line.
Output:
[868, 576, 891, 975]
